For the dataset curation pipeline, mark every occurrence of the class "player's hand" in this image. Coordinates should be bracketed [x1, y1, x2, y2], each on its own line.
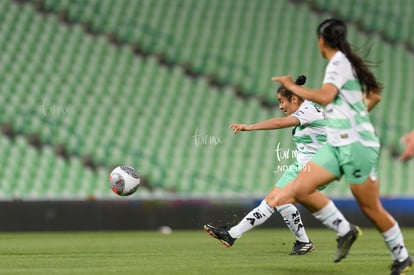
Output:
[400, 130, 414, 162]
[272, 75, 295, 90]
[229, 123, 251, 134]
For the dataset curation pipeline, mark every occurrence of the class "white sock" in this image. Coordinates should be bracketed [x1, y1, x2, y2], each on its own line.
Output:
[228, 200, 274, 238]
[312, 201, 351, 236]
[277, 204, 310, 243]
[382, 223, 409, 262]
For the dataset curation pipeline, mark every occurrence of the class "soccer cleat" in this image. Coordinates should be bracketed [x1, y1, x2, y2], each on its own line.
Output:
[203, 224, 235, 247]
[334, 224, 362, 263]
[390, 256, 413, 275]
[289, 240, 315, 255]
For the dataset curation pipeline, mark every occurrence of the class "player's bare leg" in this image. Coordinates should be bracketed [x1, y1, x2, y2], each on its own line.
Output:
[265, 186, 314, 255]
[275, 162, 361, 262]
[350, 177, 412, 273]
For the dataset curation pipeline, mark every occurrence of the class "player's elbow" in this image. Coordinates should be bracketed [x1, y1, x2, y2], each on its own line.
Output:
[373, 93, 381, 103]
[316, 90, 337, 106]
[318, 84, 338, 106]
[366, 92, 381, 112]
[318, 96, 334, 106]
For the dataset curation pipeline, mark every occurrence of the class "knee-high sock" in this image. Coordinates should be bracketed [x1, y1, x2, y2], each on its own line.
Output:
[228, 200, 274, 238]
[277, 204, 310, 243]
[312, 201, 351, 236]
[383, 223, 409, 262]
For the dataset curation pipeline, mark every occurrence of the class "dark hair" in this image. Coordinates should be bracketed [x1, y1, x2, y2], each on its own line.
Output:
[317, 18, 382, 95]
[277, 75, 307, 102]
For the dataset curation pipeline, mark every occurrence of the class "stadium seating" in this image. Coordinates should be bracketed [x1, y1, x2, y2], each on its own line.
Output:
[0, 0, 413, 200]
[0, 134, 113, 199]
[313, 0, 414, 47]
[27, 0, 414, 139]
[31, 0, 328, 99]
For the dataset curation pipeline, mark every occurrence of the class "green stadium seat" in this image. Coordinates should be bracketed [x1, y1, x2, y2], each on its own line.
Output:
[0, 0, 413, 199]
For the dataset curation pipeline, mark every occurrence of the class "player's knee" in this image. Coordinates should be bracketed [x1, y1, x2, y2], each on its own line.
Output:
[264, 195, 276, 208]
[265, 193, 292, 208]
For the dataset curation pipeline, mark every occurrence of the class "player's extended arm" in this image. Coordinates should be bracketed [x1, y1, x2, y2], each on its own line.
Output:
[230, 116, 299, 134]
[272, 76, 337, 106]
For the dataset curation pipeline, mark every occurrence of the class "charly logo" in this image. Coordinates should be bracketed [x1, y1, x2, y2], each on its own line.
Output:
[192, 128, 222, 148]
[273, 142, 310, 173]
[42, 98, 71, 117]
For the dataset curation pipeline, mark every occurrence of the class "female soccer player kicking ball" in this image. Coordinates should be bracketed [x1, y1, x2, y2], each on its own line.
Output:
[272, 18, 412, 275]
[204, 75, 326, 255]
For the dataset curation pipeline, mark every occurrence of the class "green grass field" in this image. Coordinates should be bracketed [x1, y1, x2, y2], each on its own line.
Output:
[0, 228, 413, 275]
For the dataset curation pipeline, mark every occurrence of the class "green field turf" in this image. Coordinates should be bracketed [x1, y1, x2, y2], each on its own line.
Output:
[0, 228, 413, 275]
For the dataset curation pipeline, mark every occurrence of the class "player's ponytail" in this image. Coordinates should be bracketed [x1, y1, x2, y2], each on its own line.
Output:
[277, 75, 307, 102]
[317, 18, 382, 96]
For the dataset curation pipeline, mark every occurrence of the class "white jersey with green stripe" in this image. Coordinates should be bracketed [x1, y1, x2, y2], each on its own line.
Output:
[322, 51, 380, 147]
[291, 100, 327, 166]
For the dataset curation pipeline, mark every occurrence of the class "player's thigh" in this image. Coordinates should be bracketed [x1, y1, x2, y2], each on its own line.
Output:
[310, 144, 343, 180]
[340, 143, 381, 208]
[275, 163, 300, 188]
[292, 161, 338, 198]
[349, 178, 380, 206]
[265, 164, 310, 207]
[268, 169, 334, 211]
[265, 164, 299, 207]
[269, 163, 335, 212]
[290, 144, 342, 196]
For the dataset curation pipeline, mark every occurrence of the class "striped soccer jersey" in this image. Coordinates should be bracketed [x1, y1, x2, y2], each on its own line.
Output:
[322, 51, 380, 147]
[291, 100, 327, 166]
